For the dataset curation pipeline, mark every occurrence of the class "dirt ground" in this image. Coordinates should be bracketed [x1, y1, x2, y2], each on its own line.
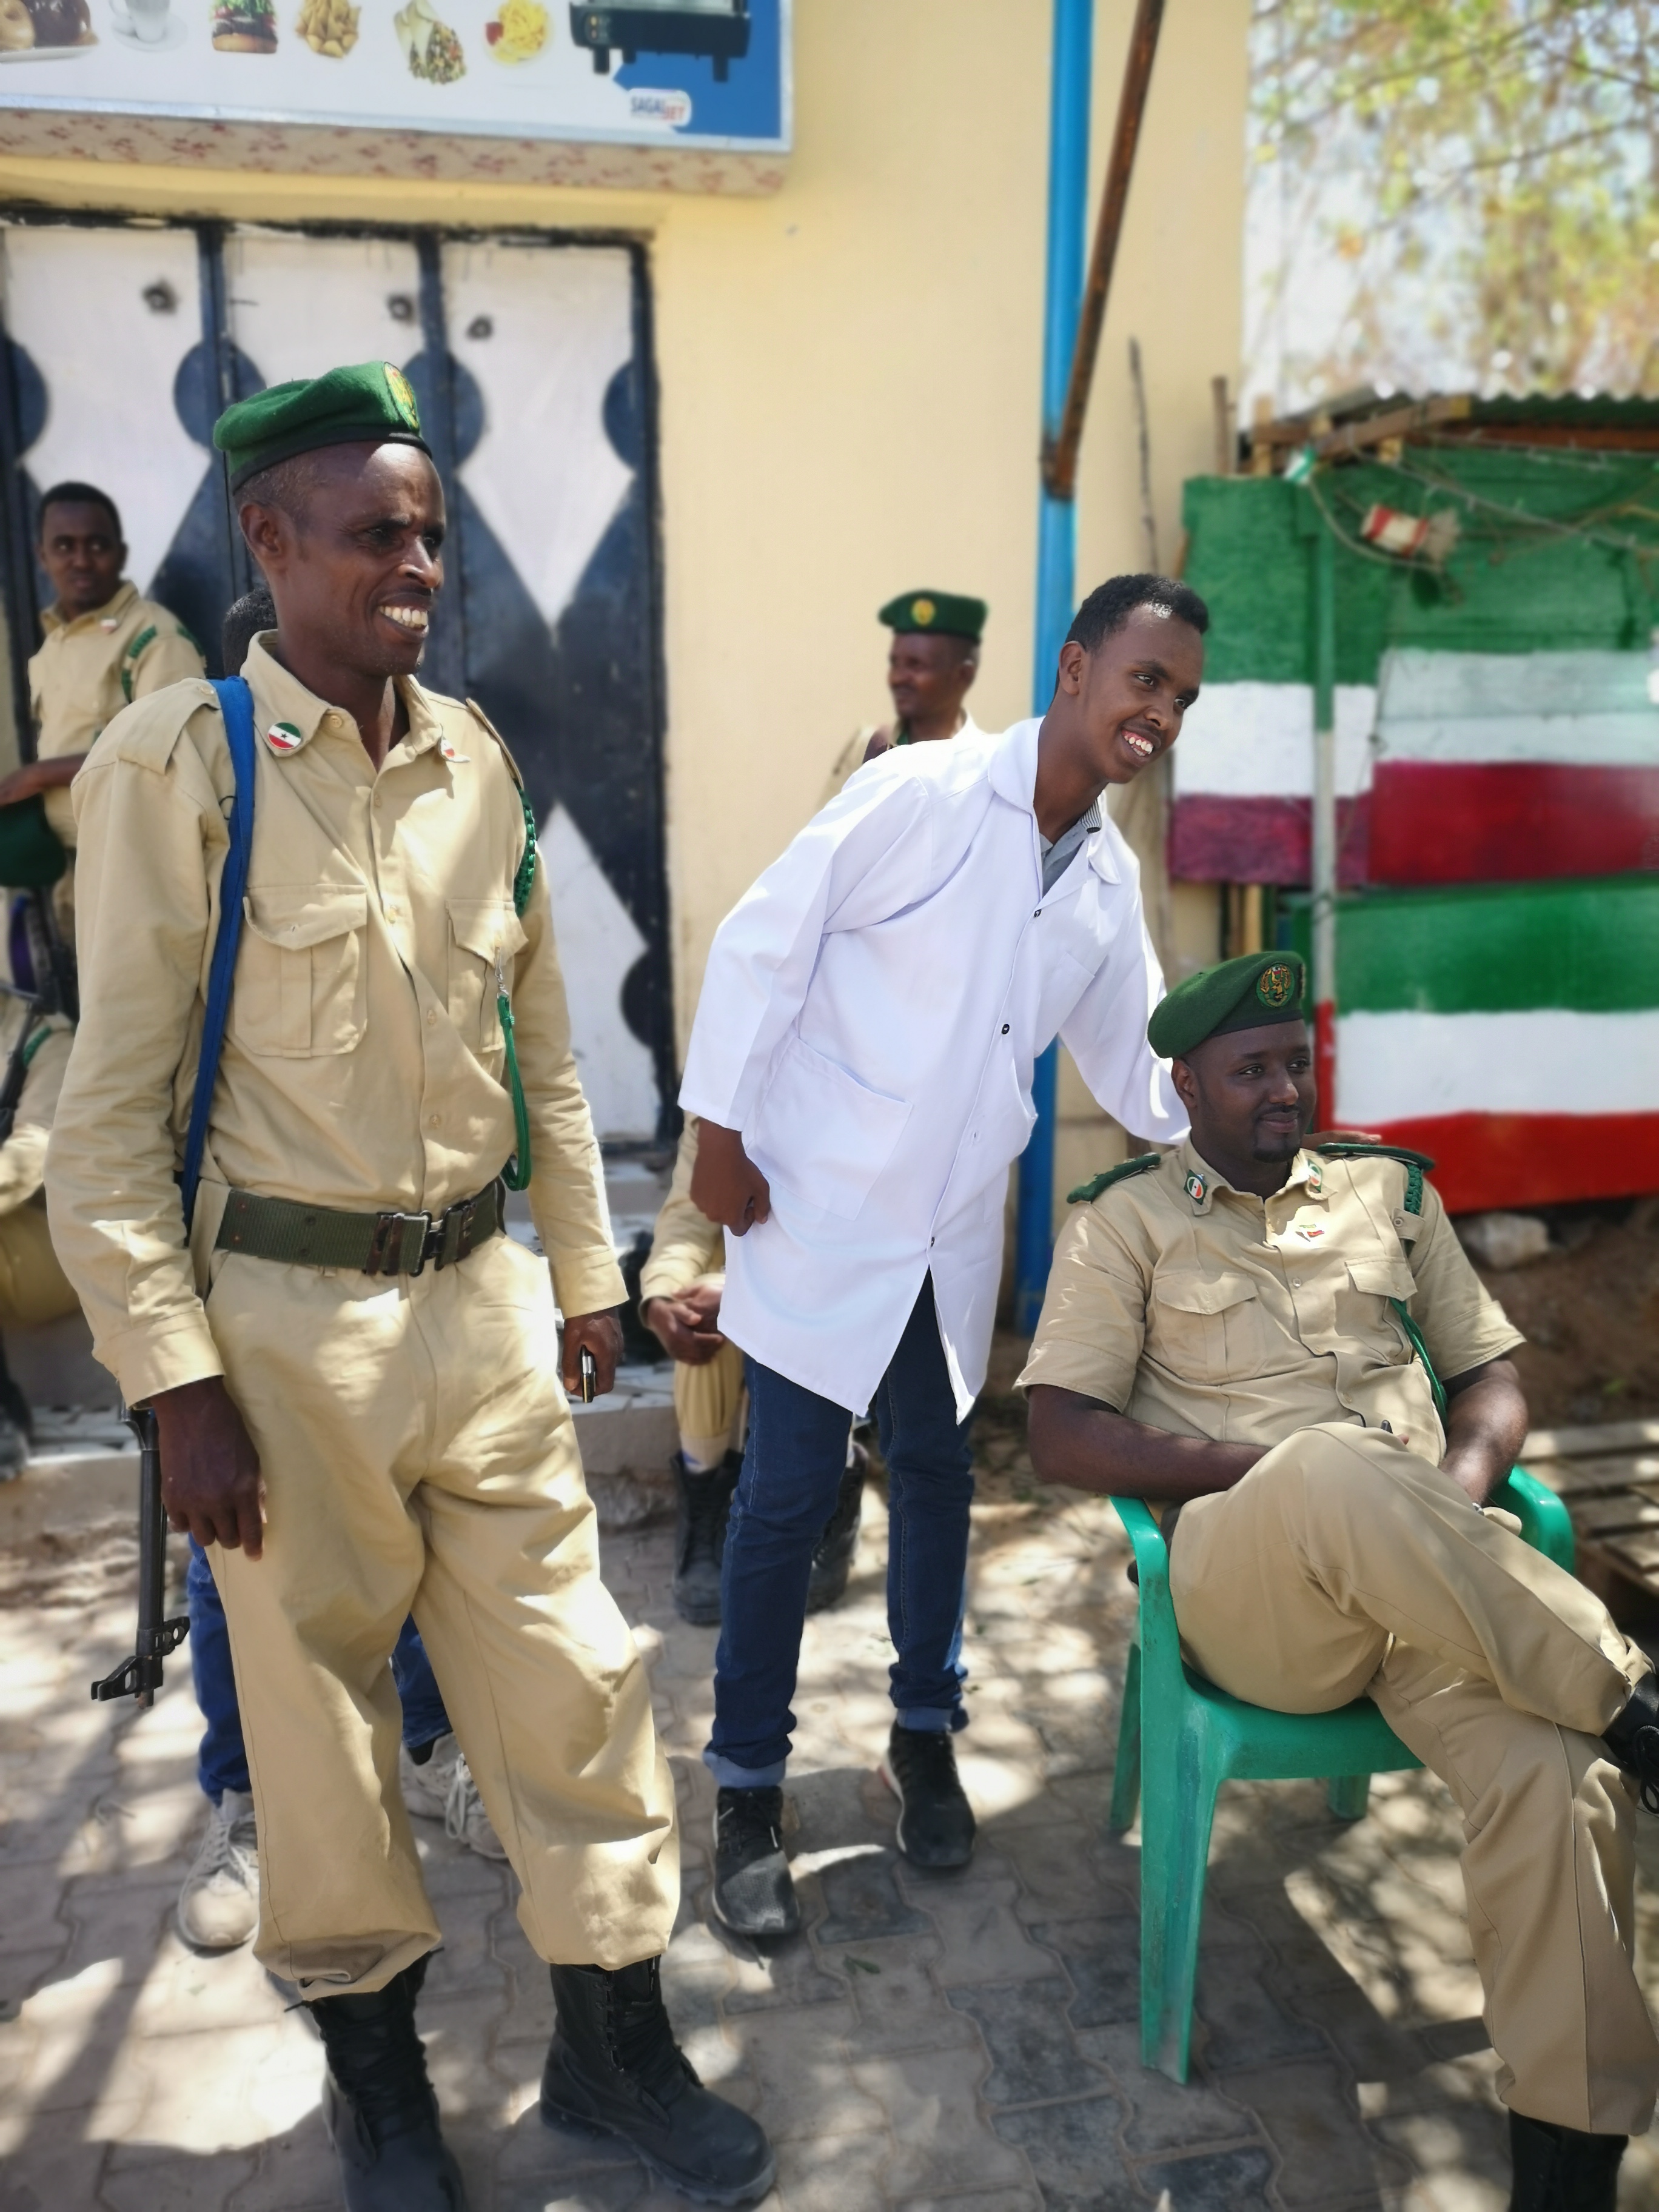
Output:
[1469, 1200, 1659, 1430]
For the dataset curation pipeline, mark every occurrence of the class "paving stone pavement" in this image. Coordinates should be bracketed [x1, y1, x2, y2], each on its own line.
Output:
[5, 1379, 1659, 2210]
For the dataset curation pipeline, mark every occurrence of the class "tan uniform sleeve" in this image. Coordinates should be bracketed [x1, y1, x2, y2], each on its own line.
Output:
[1016, 1198, 1151, 1407]
[45, 697, 230, 1401]
[0, 1023, 72, 1216]
[639, 1118, 723, 1303]
[1406, 1179, 1525, 1382]
[126, 617, 207, 705]
[512, 845, 627, 1320]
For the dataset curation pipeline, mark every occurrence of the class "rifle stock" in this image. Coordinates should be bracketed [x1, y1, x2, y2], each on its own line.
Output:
[90, 1406, 189, 1708]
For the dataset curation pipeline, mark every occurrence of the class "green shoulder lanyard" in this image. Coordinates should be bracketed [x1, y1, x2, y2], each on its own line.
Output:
[498, 792, 537, 1191]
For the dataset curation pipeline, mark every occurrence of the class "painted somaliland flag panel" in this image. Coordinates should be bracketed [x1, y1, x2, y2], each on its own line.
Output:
[1177, 469, 1659, 889]
[1292, 876, 1659, 1213]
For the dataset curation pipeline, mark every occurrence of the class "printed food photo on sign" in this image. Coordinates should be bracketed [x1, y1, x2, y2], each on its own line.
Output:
[484, 0, 545, 63]
[295, 0, 355, 55]
[0, 0, 95, 53]
[394, 0, 461, 78]
[210, 0, 273, 46]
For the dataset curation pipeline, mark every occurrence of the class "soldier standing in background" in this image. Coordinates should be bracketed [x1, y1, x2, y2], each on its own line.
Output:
[823, 589, 987, 801]
[0, 483, 204, 935]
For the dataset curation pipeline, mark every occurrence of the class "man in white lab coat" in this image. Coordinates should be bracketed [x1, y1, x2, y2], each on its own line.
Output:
[681, 574, 1205, 1937]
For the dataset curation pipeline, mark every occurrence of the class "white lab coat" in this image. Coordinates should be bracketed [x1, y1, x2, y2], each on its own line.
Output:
[679, 717, 1187, 1418]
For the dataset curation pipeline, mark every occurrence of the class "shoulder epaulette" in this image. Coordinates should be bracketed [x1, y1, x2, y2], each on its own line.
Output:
[1067, 1152, 1162, 1207]
[119, 623, 159, 702]
[465, 697, 523, 788]
[1315, 1141, 1436, 1219]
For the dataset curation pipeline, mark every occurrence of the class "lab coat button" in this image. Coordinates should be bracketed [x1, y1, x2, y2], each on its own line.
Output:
[1001, 1024, 1010, 1035]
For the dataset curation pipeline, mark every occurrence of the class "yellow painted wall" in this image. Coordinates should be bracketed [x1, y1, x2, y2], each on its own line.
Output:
[0, 0, 1247, 1170]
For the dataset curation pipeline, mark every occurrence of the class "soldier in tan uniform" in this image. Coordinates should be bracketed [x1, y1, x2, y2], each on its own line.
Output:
[640, 1114, 863, 1623]
[0, 482, 204, 930]
[46, 365, 773, 2212]
[1021, 948, 1659, 2210]
[0, 989, 78, 1473]
[822, 588, 987, 802]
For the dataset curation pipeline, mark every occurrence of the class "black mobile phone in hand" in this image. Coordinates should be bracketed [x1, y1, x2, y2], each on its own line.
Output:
[578, 1346, 597, 1403]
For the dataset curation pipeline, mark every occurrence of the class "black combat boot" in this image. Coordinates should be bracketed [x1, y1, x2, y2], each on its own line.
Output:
[671, 1452, 740, 1626]
[1601, 1672, 1659, 1811]
[542, 1958, 776, 2205]
[1508, 2109, 1625, 2210]
[710, 1785, 800, 1937]
[881, 1722, 976, 1870]
[307, 1956, 468, 2211]
[806, 1444, 866, 1614]
[0, 1336, 30, 1482]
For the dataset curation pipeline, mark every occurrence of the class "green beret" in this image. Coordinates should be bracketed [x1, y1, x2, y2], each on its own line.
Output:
[878, 589, 987, 643]
[213, 361, 431, 492]
[1148, 951, 1308, 1061]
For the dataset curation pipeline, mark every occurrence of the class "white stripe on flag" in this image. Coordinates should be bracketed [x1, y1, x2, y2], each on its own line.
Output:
[1337, 1008, 1659, 1122]
[1375, 647, 1659, 766]
[1172, 683, 1376, 798]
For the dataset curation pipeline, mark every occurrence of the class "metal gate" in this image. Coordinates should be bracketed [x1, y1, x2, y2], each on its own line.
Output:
[0, 213, 671, 1143]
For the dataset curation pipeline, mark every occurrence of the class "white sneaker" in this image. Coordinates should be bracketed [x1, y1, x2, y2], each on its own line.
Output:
[398, 1732, 507, 1862]
[176, 1788, 260, 1951]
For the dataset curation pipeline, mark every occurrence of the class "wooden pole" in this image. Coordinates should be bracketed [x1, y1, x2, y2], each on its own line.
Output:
[1041, 0, 1167, 502]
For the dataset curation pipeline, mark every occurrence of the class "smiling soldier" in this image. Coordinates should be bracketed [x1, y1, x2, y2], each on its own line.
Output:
[680, 572, 1203, 1937]
[44, 364, 774, 2212]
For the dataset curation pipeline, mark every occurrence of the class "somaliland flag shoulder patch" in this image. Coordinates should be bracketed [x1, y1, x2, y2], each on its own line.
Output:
[263, 720, 304, 756]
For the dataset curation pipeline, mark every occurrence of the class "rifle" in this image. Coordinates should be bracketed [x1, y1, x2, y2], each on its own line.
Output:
[90, 1407, 187, 1708]
[86, 675, 256, 1709]
[0, 982, 45, 1147]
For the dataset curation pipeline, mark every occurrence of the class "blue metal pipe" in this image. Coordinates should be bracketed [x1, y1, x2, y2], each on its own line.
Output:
[1013, 0, 1094, 1335]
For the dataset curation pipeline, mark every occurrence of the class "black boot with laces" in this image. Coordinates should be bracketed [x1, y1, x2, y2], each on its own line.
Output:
[881, 1721, 977, 1870]
[1601, 1672, 1659, 1811]
[307, 1956, 468, 2211]
[671, 1452, 740, 1626]
[711, 1785, 800, 1937]
[542, 1958, 776, 2205]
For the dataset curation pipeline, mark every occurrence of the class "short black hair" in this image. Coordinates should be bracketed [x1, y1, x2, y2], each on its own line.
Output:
[38, 481, 122, 542]
[221, 586, 277, 675]
[1067, 573, 1208, 654]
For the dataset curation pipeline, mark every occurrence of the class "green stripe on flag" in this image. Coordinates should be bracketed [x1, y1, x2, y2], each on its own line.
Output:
[1287, 876, 1659, 1014]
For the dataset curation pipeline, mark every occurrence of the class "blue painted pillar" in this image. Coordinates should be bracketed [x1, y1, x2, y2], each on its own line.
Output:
[1013, 0, 1094, 1335]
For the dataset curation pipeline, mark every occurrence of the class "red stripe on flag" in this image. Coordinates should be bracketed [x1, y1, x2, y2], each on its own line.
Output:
[1168, 796, 1370, 885]
[1373, 1112, 1659, 1213]
[1369, 762, 1659, 886]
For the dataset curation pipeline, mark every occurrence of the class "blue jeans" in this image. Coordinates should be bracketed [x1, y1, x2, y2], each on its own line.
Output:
[189, 1540, 451, 1803]
[706, 1275, 974, 1788]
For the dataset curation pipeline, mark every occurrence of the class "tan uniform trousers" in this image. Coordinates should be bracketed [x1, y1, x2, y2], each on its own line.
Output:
[0, 1202, 79, 1329]
[674, 1277, 746, 1470]
[1170, 1422, 1659, 2136]
[207, 1231, 679, 1999]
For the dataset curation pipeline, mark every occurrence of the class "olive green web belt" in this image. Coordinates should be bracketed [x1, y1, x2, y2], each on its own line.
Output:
[213, 1178, 507, 1277]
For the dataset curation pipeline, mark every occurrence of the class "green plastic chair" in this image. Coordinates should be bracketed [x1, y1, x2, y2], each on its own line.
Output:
[1108, 1465, 1575, 2082]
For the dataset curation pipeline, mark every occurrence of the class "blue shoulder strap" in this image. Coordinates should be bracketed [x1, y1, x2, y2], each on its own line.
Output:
[179, 677, 256, 1233]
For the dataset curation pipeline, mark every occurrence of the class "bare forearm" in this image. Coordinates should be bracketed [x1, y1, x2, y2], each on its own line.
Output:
[1027, 1385, 1262, 1502]
[1439, 1356, 1529, 1506]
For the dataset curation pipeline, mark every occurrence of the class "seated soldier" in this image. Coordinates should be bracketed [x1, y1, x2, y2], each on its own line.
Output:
[1022, 949, 1659, 2212]
[0, 980, 78, 1473]
[640, 1114, 863, 1625]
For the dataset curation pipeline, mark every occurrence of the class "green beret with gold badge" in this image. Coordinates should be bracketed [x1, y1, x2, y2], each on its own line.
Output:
[1147, 950, 1307, 1061]
[878, 589, 987, 643]
[213, 361, 432, 491]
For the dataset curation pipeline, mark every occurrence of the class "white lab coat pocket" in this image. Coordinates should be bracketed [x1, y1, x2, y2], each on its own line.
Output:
[751, 1034, 912, 1221]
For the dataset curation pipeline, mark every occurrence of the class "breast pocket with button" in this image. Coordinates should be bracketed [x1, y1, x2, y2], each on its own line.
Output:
[1148, 1267, 1266, 1382]
[233, 885, 369, 1058]
[1339, 1255, 1419, 1361]
[447, 899, 529, 1059]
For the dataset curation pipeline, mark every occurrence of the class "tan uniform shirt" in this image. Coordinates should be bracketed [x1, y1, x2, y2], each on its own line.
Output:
[638, 1117, 722, 1305]
[28, 581, 205, 845]
[46, 637, 625, 1404]
[1019, 1138, 1523, 1466]
[0, 1010, 71, 1219]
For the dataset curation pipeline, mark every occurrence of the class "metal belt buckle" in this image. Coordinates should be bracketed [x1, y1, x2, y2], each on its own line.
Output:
[364, 1209, 432, 1276]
